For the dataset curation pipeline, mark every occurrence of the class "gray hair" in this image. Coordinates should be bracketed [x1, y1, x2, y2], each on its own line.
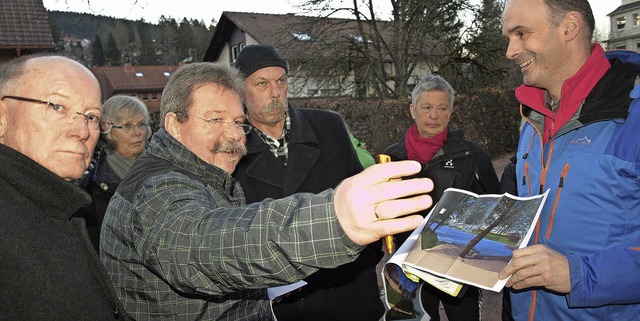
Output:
[161, 62, 245, 123]
[101, 95, 150, 149]
[411, 74, 455, 111]
[543, 0, 594, 40]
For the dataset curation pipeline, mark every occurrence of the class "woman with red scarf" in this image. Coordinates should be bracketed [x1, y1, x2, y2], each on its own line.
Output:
[383, 74, 500, 321]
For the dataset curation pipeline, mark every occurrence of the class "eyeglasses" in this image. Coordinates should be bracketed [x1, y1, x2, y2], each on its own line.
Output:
[1, 95, 102, 132]
[176, 112, 252, 134]
[101, 122, 150, 134]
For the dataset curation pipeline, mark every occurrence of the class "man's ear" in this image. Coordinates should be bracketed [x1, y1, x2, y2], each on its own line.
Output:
[562, 11, 582, 41]
[165, 112, 181, 140]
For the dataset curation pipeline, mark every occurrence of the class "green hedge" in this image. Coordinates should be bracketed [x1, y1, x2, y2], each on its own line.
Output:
[290, 88, 521, 160]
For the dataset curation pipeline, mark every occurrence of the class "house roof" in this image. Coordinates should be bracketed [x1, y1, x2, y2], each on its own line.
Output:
[608, 1, 640, 16]
[0, 0, 54, 49]
[90, 64, 180, 91]
[203, 12, 323, 62]
[203, 11, 444, 63]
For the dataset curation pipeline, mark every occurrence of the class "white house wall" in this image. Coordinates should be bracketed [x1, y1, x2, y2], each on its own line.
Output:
[608, 2, 640, 51]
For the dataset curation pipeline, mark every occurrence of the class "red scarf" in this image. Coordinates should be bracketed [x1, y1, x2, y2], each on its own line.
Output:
[404, 124, 448, 165]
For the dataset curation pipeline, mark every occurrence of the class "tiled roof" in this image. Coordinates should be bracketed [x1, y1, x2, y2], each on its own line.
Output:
[0, 0, 54, 49]
[91, 64, 180, 91]
[203, 11, 444, 62]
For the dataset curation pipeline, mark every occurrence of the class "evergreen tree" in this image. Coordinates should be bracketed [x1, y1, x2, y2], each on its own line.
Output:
[105, 33, 121, 66]
[191, 19, 214, 62]
[47, 13, 63, 51]
[123, 20, 137, 63]
[137, 21, 157, 65]
[157, 16, 179, 65]
[464, 0, 519, 89]
[177, 19, 196, 62]
[92, 34, 106, 66]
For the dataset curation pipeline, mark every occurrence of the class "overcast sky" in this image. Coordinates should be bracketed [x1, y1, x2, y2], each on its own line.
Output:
[42, 0, 619, 35]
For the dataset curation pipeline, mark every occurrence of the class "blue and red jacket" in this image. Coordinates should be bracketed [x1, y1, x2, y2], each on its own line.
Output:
[511, 45, 640, 321]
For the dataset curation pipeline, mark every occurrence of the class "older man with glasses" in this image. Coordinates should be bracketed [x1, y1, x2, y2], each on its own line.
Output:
[0, 54, 130, 320]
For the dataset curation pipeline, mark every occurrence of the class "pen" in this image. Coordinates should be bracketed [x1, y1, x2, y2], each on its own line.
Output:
[375, 154, 395, 255]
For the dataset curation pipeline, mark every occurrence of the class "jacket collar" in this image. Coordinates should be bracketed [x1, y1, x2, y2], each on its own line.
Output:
[0, 144, 91, 220]
[245, 104, 318, 155]
[240, 105, 322, 194]
[516, 44, 635, 141]
[516, 44, 610, 130]
[287, 105, 319, 144]
[147, 128, 237, 196]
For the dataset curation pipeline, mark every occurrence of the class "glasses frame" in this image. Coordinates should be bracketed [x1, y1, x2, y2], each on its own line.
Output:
[1, 95, 102, 131]
[101, 121, 150, 134]
[175, 112, 252, 134]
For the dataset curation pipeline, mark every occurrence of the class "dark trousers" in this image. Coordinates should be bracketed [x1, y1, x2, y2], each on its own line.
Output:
[420, 284, 481, 321]
[501, 288, 514, 321]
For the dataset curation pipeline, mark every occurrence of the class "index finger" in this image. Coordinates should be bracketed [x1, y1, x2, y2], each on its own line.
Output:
[357, 160, 423, 185]
[368, 178, 434, 207]
[499, 246, 539, 279]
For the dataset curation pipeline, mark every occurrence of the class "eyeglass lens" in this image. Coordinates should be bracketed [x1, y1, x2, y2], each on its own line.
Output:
[1, 95, 102, 131]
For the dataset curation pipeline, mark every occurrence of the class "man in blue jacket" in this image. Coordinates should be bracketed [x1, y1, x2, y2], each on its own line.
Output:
[500, 0, 640, 320]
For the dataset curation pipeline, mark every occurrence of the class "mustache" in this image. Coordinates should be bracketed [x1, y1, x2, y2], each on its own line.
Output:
[212, 140, 247, 157]
[263, 99, 286, 114]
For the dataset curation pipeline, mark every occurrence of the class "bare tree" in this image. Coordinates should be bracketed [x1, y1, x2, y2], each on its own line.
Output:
[289, 0, 481, 98]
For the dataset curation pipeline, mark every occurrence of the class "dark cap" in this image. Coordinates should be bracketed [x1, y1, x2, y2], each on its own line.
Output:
[233, 44, 288, 79]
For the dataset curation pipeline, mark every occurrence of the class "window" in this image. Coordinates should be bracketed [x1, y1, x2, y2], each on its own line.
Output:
[135, 72, 144, 77]
[163, 72, 171, 77]
[231, 45, 239, 63]
[151, 92, 158, 101]
[616, 44, 627, 50]
[142, 92, 149, 101]
[637, 42, 640, 51]
[617, 17, 626, 30]
[634, 14, 640, 27]
[291, 31, 311, 41]
[350, 34, 373, 44]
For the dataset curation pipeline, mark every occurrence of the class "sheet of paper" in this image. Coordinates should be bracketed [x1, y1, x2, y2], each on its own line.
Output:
[267, 280, 307, 301]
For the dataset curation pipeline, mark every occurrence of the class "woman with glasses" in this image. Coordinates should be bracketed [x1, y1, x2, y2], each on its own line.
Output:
[382, 74, 500, 321]
[76, 95, 151, 252]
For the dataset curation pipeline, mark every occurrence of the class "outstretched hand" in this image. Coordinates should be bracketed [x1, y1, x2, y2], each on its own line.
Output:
[333, 160, 433, 245]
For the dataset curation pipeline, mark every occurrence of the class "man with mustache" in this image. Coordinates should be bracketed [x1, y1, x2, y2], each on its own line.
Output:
[232, 44, 385, 321]
[100, 62, 435, 321]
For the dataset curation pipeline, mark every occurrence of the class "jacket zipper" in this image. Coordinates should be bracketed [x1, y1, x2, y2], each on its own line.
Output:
[545, 162, 570, 239]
